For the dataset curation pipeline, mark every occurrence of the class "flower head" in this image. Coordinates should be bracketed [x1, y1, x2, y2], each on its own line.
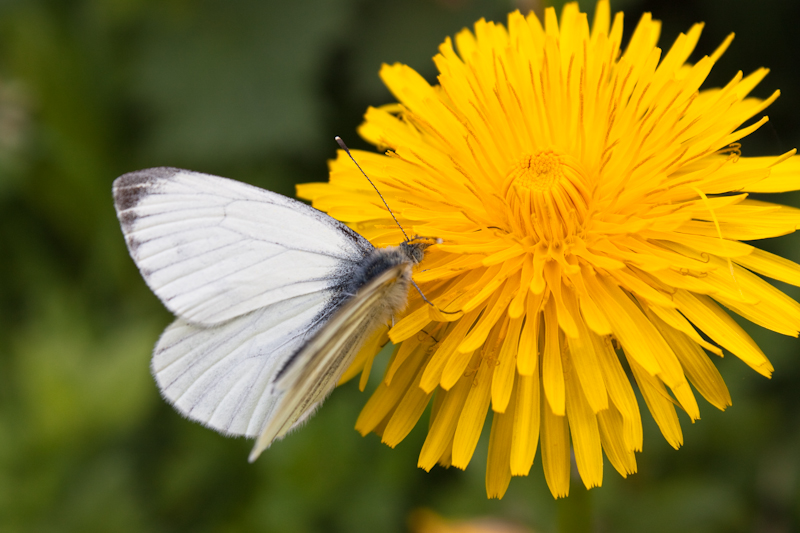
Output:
[298, 1, 800, 499]
[409, 509, 532, 533]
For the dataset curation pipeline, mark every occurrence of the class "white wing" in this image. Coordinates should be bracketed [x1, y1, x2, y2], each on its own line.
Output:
[249, 263, 412, 461]
[153, 290, 334, 437]
[113, 167, 374, 326]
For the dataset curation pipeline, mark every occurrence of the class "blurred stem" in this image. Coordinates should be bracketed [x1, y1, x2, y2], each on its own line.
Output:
[556, 483, 592, 533]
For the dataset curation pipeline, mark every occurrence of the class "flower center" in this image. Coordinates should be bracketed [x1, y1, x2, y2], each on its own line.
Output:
[508, 151, 564, 192]
[502, 150, 590, 244]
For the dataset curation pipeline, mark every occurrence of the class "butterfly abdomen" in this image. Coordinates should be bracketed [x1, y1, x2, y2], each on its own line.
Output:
[344, 247, 406, 294]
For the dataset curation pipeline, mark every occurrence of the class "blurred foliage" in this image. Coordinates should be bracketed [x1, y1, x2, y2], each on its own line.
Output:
[0, 0, 798, 531]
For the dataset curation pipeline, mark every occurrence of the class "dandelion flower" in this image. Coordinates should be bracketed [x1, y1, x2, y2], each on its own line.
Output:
[298, 1, 800, 499]
[409, 509, 533, 533]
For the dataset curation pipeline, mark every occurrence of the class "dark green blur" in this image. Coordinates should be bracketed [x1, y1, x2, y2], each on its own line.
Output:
[0, 0, 797, 531]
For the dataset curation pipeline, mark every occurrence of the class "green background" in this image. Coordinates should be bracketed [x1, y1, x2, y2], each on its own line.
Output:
[0, 0, 798, 531]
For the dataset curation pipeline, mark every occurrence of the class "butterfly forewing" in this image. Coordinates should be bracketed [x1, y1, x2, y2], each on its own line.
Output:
[113, 167, 374, 326]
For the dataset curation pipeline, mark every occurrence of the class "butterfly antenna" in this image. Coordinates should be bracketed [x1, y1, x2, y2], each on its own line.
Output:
[335, 137, 459, 317]
[335, 136, 409, 241]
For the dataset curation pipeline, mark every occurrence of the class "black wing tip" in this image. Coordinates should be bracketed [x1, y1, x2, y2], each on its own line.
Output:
[112, 167, 182, 212]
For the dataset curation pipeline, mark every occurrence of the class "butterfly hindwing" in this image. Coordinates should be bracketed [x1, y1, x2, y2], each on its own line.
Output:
[152, 290, 334, 437]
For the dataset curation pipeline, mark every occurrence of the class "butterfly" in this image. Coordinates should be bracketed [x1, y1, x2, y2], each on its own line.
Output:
[113, 165, 436, 461]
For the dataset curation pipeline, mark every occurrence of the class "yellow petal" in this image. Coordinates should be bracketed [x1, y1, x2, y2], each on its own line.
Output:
[639, 306, 700, 421]
[356, 343, 429, 435]
[458, 278, 518, 352]
[418, 365, 476, 471]
[647, 304, 723, 356]
[592, 334, 643, 452]
[486, 386, 516, 499]
[652, 317, 732, 411]
[510, 372, 541, 476]
[585, 274, 662, 376]
[564, 356, 603, 489]
[541, 390, 570, 498]
[628, 356, 684, 449]
[517, 290, 544, 375]
[735, 246, 800, 286]
[564, 289, 609, 413]
[674, 291, 773, 376]
[597, 404, 638, 477]
[508, 254, 534, 318]
[382, 363, 436, 447]
[742, 153, 800, 192]
[451, 357, 493, 469]
[492, 316, 523, 413]
[384, 330, 432, 385]
[578, 289, 612, 336]
[542, 298, 566, 416]
[419, 309, 482, 393]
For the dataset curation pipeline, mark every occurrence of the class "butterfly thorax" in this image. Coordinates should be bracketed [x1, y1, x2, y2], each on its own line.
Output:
[348, 240, 431, 292]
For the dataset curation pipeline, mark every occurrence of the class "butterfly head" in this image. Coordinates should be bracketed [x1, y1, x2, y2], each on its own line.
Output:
[399, 236, 441, 265]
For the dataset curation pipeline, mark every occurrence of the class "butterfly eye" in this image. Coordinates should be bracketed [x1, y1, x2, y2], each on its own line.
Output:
[410, 245, 425, 264]
[399, 242, 427, 264]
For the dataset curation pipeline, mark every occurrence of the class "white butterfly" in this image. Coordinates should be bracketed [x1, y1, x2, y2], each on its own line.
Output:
[113, 166, 433, 461]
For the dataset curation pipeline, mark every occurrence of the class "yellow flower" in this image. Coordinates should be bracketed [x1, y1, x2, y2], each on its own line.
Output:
[408, 509, 533, 533]
[298, 1, 800, 499]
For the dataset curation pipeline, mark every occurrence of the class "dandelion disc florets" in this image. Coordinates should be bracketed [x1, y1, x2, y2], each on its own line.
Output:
[298, 0, 800, 499]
